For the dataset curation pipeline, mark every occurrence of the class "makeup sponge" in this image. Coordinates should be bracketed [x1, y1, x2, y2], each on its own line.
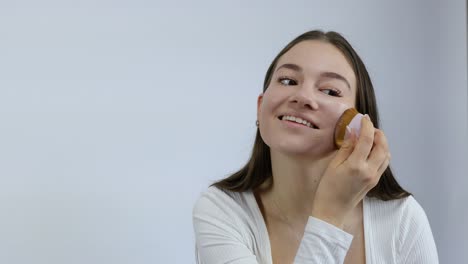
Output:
[334, 108, 364, 148]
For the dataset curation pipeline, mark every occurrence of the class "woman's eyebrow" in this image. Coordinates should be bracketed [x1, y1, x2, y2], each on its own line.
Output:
[276, 63, 351, 90]
[319, 72, 351, 90]
[276, 63, 303, 73]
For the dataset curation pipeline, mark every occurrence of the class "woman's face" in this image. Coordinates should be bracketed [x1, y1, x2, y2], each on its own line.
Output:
[257, 40, 357, 158]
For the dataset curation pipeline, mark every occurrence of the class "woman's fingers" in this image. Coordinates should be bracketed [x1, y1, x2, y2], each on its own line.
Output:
[376, 154, 391, 177]
[331, 126, 357, 166]
[367, 129, 390, 174]
[346, 117, 389, 189]
[349, 115, 375, 162]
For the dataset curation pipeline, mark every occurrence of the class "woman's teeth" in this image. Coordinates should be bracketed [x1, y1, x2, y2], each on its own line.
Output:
[281, 115, 315, 128]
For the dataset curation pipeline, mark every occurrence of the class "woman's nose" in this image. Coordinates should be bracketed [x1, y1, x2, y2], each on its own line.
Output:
[289, 90, 319, 110]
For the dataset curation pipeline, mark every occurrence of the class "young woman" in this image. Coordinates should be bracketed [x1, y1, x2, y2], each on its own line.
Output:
[192, 30, 438, 264]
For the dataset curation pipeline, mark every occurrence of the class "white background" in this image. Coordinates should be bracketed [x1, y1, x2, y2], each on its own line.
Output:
[0, 0, 466, 263]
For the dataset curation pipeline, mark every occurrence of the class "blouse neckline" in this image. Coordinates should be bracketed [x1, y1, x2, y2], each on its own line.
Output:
[245, 189, 371, 264]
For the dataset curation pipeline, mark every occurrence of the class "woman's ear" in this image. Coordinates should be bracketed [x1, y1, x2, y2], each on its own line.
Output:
[257, 93, 264, 119]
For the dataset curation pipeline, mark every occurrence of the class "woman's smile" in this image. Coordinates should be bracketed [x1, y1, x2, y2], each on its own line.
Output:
[279, 115, 318, 129]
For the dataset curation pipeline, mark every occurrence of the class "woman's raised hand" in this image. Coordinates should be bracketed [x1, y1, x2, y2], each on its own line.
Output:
[311, 115, 391, 228]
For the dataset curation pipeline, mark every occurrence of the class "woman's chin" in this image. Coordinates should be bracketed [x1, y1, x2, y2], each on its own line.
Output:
[271, 143, 335, 158]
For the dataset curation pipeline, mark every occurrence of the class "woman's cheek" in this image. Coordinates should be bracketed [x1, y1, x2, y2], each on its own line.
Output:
[321, 101, 354, 126]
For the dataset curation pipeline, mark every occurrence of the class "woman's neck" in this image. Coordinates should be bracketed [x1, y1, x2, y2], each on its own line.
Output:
[261, 150, 336, 225]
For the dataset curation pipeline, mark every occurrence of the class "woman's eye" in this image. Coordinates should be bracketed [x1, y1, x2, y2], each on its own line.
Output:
[278, 77, 297, 86]
[321, 88, 341, 97]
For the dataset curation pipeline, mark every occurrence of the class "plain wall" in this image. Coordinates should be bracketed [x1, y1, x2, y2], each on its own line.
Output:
[0, 0, 466, 263]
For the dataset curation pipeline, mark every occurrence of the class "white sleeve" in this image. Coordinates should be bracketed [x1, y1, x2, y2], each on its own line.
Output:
[399, 197, 439, 264]
[193, 191, 354, 264]
[294, 217, 353, 263]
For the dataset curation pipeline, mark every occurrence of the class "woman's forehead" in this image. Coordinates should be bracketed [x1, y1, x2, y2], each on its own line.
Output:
[275, 40, 356, 86]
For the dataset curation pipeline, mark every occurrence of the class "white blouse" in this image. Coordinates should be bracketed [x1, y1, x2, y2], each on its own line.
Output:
[192, 186, 439, 263]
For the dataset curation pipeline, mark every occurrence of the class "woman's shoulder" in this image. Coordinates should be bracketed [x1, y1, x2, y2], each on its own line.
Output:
[192, 186, 259, 227]
[365, 195, 429, 224]
[193, 186, 251, 213]
[365, 195, 435, 246]
[192, 186, 261, 249]
[367, 195, 439, 262]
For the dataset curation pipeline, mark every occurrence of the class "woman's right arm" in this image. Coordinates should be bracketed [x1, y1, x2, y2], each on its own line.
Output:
[311, 115, 389, 229]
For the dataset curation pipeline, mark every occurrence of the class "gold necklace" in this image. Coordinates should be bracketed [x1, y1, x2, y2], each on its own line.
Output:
[270, 195, 305, 243]
[270, 195, 361, 241]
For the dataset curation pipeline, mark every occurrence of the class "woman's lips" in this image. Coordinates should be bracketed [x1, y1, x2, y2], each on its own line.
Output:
[278, 115, 319, 129]
[280, 118, 319, 129]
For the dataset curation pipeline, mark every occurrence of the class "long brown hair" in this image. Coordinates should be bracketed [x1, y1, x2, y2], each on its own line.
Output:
[212, 30, 411, 201]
